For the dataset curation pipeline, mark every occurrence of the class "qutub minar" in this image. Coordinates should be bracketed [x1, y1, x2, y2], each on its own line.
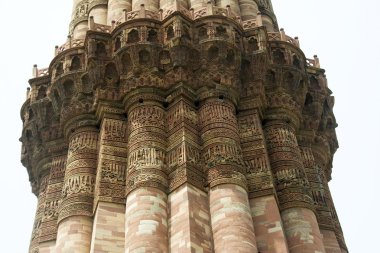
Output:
[20, 0, 347, 252]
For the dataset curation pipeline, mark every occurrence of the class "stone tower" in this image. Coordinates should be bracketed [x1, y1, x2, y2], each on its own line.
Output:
[20, 0, 347, 252]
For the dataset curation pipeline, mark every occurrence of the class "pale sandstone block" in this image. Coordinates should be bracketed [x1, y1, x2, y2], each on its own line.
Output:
[108, 0, 132, 24]
[132, 0, 159, 11]
[321, 229, 342, 253]
[72, 21, 88, 39]
[250, 195, 289, 253]
[282, 208, 326, 253]
[90, 202, 125, 253]
[160, 0, 189, 10]
[189, 0, 207, 12]
[262, 15, 275, 32]
[55, 216, 93, 253]
[39, 241, 55, 253]
[89, 6, 108, 25]
[169, 183, 213, 253]
[210, 184, 257, 253]
[215, 0, 240, 15]
[125, 187, 168, 253]
[239, 0, 259, 21]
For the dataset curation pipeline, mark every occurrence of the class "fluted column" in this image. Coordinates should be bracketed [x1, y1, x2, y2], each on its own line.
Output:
[327, 201, 346, 253]
[55, 126, 98, 253]
[264, 120, 325, 253]
[39, 154, 67, 252]
[89, 0, 108, 25]
[29, 172, 49, 253]
[256, 0, 277, 31]
[320, 230, 342, 253]
[313, 140, 345, 253]
[189, 0, 206, 12]
[132, 0, 159, 11]
[90, 111, 128, 253]
[199, 97, 257, 253]
[124, 95, 168, 253]
[238, 109, 289, 253]
[215, 0, 240, 16]
[239, 0, 258, 21]
[160, 0, 190, 11]
[166, 95, 213, 253]
[70, 0, 90, 39]
[108, 0, 132, 24]
[298, 139, 340, 253]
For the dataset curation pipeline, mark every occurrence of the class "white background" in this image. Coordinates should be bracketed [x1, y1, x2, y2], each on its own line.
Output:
[0, 0, 378, 252]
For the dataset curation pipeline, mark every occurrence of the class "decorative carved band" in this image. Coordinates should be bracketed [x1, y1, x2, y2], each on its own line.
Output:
[126, 103, 168, 194]
[95, 118, 128, 204]
[264, 121, 314, 211]
[58, 128, 98, 222]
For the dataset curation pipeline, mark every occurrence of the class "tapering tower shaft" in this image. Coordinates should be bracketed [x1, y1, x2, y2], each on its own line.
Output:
[21, 1, 348, 252]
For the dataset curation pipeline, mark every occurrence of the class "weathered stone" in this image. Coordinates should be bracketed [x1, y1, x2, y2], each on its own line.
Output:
[21, 1, 347, 252]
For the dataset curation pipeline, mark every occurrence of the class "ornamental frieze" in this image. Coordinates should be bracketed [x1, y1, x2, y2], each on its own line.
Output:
[167, 142, 200, 169]
[128, 147, 166, 170]
[68, 132, 98, 155]
[128, 106, 166, 130]
[62, 175, 95, 198]
[100, 160, 126, 183]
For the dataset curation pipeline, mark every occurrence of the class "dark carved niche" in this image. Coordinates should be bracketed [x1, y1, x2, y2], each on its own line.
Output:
[55, 62, 64, 77]
[226, 49, 235, 64]
[81, 74, 92, 93]
[189, 49, 200, 70]
[28, 109, 34, 121]
[216, 25, 227, 38]
[36, 87, 46, 100]
[299, 79, 306, 90]
[199, 27, 207, 40]
[241, 60, 251, 85]
[310, 76, 321, 90]
[208, 46, 219, 60]
[323, 99, 330, 112]
[104, 63, 119, 87]
[121, 53, 132, 74]
[159, 50, 171, 71]
[234, 29, 241, 46]
[266, 70, 276, 84]
[182, 26, 191, 40]
[139, 50, 150, 65]
[167, 25, 174, 40]
[318, 100, 330, 131]
[52, 90, 61, 109]
[292, 55, 301, 69]
[248, 37, 259, 52]
[45, 106, 53, 126]
[114, 36, 121, 52]
[326, 118, 334, 129]
[148, 29, 159, 43]
[53, 90, 60, 103]
[96, 43, 107, 58]
[273, 49, 286, 65]
[304, 93, 313, 106]
[70, 56, 81, 71]
[63, 80, 75, 98]
[26, 130, 33, 141]
[127, 29, 139, 43]
[284, 72, 294, 89]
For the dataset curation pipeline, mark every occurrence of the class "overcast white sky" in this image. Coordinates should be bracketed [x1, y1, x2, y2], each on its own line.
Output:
[0, 0, 378, 252]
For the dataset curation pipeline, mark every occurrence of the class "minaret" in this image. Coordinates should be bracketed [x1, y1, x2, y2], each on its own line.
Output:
[21, 0, 348, 253]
